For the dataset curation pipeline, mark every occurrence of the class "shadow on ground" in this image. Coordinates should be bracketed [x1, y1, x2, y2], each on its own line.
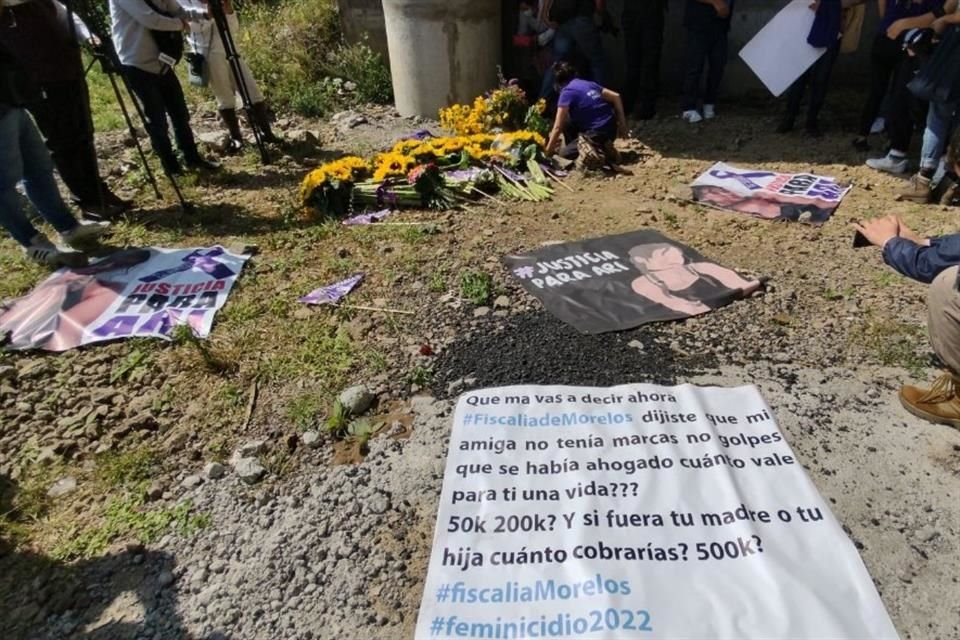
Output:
[0, 475, 226, 640]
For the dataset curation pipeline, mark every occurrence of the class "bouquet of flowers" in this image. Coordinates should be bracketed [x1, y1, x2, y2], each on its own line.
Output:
[301, 156, 371, 216]
[439, 80, 547, 137]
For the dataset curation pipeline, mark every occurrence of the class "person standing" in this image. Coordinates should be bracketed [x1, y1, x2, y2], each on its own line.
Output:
[680, 0, 734, 124]
[853, 0, 948, 152]
[621, 0, 667, 120]
[0, 41, 108, 267]
[0, 0, 131, 218]
[109, 0, 217, 176]
[182, 0, 278, 151]
[539, 0, 607, 104]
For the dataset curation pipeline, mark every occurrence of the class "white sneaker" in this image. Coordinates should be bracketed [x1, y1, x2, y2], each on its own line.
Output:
[865, 153, 908, 175]
[59, 219, 109, 249]
[682, 110, 703, 124]
[703, 104, 716, 120]
[23, 235, 88, 268]
[870, 117, 886, 135]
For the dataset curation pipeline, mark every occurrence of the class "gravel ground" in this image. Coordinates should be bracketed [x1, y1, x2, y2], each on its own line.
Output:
[6, 363, 960, 640]
[4, 97, 960, 639]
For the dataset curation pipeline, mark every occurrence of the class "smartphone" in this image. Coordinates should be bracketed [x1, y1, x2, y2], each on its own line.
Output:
[853, 231, 871, 249]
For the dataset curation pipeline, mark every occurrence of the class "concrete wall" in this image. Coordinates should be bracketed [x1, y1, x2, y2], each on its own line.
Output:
[338, 0, 879, 96]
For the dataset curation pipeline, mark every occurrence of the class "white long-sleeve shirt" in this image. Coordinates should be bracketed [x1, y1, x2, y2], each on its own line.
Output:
[109, 0, 201, 74]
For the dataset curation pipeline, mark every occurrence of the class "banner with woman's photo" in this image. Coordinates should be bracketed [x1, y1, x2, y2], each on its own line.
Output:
[503, 230, 760, 334]
[691, 162, 852, 224]
[0, 246, 249, 352]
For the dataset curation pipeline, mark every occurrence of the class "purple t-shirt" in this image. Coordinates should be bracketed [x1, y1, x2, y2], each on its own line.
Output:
[558, 78, 614, 133]
[879, 0, 942, 33]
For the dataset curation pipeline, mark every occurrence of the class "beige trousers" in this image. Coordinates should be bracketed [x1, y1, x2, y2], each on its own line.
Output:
[206, 14, 264, 110]
[927, 265, 960, 374]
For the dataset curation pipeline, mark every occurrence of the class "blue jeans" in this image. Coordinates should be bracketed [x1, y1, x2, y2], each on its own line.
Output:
[540, 16, 606, 101]
[920, 101, 959, 171]
[0, 108, 78, 247]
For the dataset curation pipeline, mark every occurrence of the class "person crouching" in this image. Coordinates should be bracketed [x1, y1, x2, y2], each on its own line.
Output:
[544, 61, 628, 171]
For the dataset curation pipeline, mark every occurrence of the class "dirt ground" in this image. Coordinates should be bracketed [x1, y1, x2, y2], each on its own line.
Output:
[1, 91, 959, 638]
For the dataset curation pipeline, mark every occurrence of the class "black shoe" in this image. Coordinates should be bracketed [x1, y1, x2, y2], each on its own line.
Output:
[184, 156, 221, 172]
[852, 137, 869, 152]
[775, 117, 795, 134]
[805, 122, 823, 138]
[78, 200, 126, 220]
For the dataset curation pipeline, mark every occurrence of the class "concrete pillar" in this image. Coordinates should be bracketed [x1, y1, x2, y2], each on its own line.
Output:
[382, 0, 502, 118]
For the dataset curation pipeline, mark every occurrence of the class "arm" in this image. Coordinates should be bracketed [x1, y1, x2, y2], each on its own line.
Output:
[691, 262, 761, 295]
[546, 107, 570, 156]
[877, 0, 885, 19]
[933, 5, 960, 33]
[112, 0, 187, 30]
[887, 4, 947, 40]
[883, 235, 960, 283]
[601, 88, 628, 138]
[54, 1, 94, 44]
[632, 276, 711, 316]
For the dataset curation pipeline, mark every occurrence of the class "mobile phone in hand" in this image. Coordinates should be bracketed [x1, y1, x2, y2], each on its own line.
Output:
[853, 231, 871, 249]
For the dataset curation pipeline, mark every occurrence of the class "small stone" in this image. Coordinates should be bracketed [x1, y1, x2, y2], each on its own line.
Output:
[144, 480, 165, 502]
[301, 431, 322, 449]
[181, 475, 203, 489]
[493, 296, 510, 309]
[157, 571, 176, 588]
[627, 340, 645, 351]
[237, 440, 266, 457]
[47, 477, 77, 499]
[0, 365, 15, 381]
[36, 447, 58, 466]
[204, 462, 227, 480]
[368, 493, 390, 515]
[473, 306, 491, 318]
[338, 385, 375, 415]
[233, 457, 265, 485]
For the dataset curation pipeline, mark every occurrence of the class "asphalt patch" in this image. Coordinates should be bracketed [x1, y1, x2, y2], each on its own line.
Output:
[432, 311, 718, 397]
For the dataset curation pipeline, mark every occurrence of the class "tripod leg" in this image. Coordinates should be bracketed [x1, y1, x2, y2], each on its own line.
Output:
[116, 73, 191, 213]
[107, 72, 162, 200]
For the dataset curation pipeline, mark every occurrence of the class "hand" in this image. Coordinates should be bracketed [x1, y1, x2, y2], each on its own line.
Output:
[933, 16, 949, 35]
[714, 0, 730, 18]
[86, 35, 101, 48]
[887, 18, 908, 41]
[617, 120, 628, 139]
[895, 218, 929, 246]
[850, 215, 901, 248]
[809, 0, 820, 11]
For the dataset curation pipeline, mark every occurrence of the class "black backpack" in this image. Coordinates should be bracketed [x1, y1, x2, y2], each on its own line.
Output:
[143, 0, 184, 64]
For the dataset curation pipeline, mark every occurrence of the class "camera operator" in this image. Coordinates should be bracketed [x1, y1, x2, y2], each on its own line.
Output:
[181, 0, 278, 151]
[0, 0, 131, 218]
[853, 132, 960, 426]
[109, 0, 217, 176]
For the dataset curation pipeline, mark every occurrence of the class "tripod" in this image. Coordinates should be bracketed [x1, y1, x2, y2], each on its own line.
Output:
[68, 0, 190, 213]
[206, 0, 270, 165]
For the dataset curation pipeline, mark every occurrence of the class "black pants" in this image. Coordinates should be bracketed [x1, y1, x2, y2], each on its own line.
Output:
[681, 26, 728, 111]
[559, 120, 616, 159]
[622, 0, 667, 116]
[886, 53, 927, 152]
[27, 76, 109, 206]
[858, 32, 903, 137]
[784, 42, 840, 126]
[123, 65, 200, 172]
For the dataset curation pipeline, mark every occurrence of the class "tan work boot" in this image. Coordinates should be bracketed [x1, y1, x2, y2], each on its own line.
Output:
[896, 173, 932, 203]
[575, 136, 603, 171]
[899, 372, 960, 428]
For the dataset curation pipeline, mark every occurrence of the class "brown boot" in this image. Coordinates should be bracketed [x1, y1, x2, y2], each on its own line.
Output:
[218, 108, 244, 153]
[932, 173, 959, 206]
[250, 102, 281, 144]
[896, 173, 932, 203]
[899, 372, 960, 428]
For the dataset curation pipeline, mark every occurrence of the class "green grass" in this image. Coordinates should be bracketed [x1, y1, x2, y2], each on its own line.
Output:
[856, 318, 929, 376]
[286, 392, 326, 431]
[52, 495, 209, 560]
[459, 270, 493, 305]
[259, 324, 356, 382]
[95, 448, 159, 487]
[84, 56, 127, 132]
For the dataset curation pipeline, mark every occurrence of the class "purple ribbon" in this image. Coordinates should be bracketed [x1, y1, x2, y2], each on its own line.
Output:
[708, 169, 776, 191]
[139, 247, 235, 283]
[342, 209, 392, 226]
[299, 273, 365, 305]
